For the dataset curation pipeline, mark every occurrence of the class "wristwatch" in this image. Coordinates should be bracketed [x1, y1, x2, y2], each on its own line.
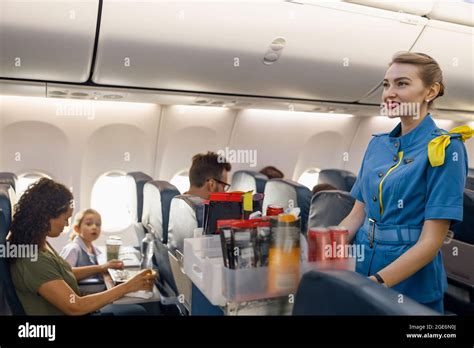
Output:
[373, 273, 385, 284]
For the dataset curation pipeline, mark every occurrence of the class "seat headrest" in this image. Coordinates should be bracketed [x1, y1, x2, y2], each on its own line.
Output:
[126, 172, 152, 223]
[308, 190, 355, 231]
[466, 176, 474, 191]
[0, 172, 17, 191]
[263, 179, 311, 233]
[293, 270, 439, 315]
[231, 170, 268, 193]
[451, 189, 474, 244]
[318, 169, 356, 192]
[142, 181, 180, 243]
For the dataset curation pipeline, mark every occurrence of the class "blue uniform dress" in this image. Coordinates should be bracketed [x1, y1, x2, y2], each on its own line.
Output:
[351, 114, 468, 313]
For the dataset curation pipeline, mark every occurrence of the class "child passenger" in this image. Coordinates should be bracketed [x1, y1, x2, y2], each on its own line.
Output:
[60, 209, 123, 273]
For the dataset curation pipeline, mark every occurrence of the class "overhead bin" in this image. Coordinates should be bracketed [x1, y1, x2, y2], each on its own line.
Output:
[93, 0, 425, 102]
[360, 19, 474, 112]
[411, 20, 474, 112]
[0, 0, 99, 82]
[346, 0, 474, 27]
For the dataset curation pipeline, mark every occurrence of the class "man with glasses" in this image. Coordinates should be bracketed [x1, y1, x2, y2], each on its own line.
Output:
[185, 151, 232, 199]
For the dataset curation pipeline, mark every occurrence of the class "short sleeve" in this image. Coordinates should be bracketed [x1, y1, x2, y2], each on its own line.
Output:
[21, 255, 64, 294]
[59, 243, 80, 267]
[425, 138, 468, 222]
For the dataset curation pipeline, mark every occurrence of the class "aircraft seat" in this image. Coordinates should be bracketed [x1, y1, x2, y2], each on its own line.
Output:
[293, 270, 439, 315]
[125, 172, 152, 245]
[442, 189, 474, 289]
[167, 194, 205, 313]
[262, 179, 311, 234]
[230, 170, 268, 193]
[142, 181, 184, 312]
[466, 176, 474, 191]
[0, 183, 25, 315]
[308, 190, 355, 231]
[318, 169, 356, 192]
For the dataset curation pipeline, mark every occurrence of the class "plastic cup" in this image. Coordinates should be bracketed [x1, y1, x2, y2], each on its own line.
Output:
[106, 238, 122, 261]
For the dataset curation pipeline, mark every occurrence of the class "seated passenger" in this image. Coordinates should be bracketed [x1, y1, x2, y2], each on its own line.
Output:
[168, 151, 231, 251]
[312, 183, 337, 196]
[60, 209, 123, 279]
[9, 178, 156, 315]
[259, 166, 284, 179]
[186, 151, 232, 199]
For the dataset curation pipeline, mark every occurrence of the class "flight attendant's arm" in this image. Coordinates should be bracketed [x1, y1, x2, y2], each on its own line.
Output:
[340, 200, 366, 243]
[369, 219, 450, 287]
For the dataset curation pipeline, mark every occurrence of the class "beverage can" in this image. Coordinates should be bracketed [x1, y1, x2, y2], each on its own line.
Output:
[307, 227, 331, 262]
[266, 205, 284, 217]
[328, 226, 349, 259]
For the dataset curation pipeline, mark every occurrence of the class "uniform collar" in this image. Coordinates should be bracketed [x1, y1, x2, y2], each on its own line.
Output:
[388, 114, 437, 149]
[73, 235, 102, 256]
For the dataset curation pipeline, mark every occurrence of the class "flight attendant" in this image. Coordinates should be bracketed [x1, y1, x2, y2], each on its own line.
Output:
[341, 52, 473, 313]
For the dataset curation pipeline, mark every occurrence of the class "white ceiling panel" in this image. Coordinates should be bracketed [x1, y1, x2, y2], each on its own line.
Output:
[0, 79, 46, 98]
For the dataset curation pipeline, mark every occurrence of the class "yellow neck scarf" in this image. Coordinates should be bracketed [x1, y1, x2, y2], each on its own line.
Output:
[428, 125, 473, 167]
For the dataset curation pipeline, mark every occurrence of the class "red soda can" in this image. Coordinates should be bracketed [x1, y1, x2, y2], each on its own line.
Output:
[307, 227, 331, 261]
[329, 226, 349, 259]
[266, 205, 284, 217]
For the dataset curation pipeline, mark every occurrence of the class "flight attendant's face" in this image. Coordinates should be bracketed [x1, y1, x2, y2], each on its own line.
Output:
[48, 207, 73, 238]
[75, 213, 102, 243]
[382, 63, 437, 119]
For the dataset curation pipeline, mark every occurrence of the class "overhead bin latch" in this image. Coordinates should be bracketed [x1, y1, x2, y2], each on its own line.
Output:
[398, 12, 421, 26]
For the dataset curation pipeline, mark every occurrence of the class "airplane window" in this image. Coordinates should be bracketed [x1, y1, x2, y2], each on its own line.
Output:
[17, 172, 52, 200]
[170, 170, 190, 194]
[297, 168, 320, 190]
[91, 172, 134, 232]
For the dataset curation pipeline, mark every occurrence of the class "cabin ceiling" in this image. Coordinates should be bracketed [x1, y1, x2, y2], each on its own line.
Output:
[0, 0, 472, 114]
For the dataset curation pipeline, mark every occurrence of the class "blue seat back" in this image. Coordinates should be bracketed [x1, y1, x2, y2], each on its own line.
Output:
[466, 176, 474, 191]
[142, 181, 180, 244]
[308, 190, 355, 233]
[263, 179, 311, 233]
[451, 189, 474, 244]
[0, 184, 25, 315]
[126, 172, 152, 223]
[318, 169, 356, 192]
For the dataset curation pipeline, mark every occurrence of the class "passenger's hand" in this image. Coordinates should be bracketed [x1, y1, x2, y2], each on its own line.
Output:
[125, 269, 156, 293]
[100, 260, 124, 272]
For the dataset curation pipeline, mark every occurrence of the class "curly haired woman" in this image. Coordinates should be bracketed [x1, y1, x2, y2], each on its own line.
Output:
[9, 178, 156, 315]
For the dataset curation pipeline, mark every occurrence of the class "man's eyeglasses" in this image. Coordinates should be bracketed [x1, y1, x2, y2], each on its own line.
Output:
[209, 178, 231, 192]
